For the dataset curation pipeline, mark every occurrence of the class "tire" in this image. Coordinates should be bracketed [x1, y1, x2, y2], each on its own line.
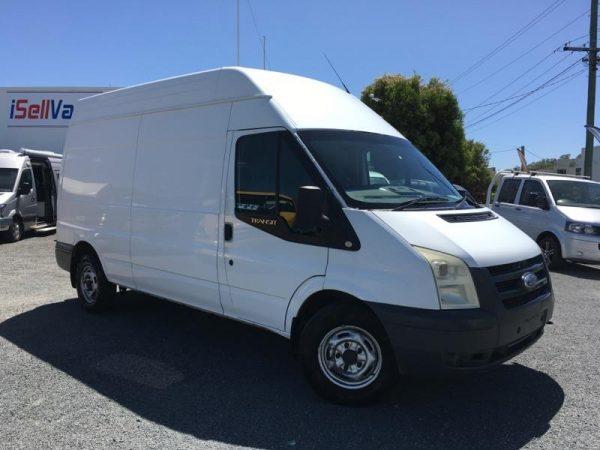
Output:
[299, 303, 398, 405]
[75, 253, 115, 312]
[5, 217, 23, 243]
[538, 234, 564, 269]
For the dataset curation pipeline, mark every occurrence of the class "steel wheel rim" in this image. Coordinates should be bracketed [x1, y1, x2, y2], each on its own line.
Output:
[80, 265, 99, 304]
[317, 325, 382, 390]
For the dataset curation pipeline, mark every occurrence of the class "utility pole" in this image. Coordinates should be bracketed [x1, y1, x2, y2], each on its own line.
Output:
[564, 0, 598, 177]
[236, 0, 240, 66]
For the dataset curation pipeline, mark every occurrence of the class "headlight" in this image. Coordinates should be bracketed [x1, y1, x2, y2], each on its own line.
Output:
[414, 246, 479, 310]
[0, 204, 5, 217]
[565, 221, 600, 235]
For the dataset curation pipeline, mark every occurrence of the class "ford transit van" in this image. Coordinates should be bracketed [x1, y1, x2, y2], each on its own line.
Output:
[55, 68, 554, 404]
[0, 148, 62, 242]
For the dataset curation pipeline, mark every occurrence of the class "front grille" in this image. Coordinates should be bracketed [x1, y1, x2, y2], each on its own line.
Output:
[487, 255, 550, 309]
[438, 212, 497, 223]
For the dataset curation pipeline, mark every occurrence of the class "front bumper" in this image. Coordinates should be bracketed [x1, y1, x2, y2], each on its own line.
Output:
[368, 258, 554, 375]
[0, 217, 12, 231]
[562, 235, 600, 263]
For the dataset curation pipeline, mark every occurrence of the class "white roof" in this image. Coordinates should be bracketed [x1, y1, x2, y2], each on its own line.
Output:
[75, 67, 402, 137]
[0, 150, 24, 169]
[507, 172, 599, 184]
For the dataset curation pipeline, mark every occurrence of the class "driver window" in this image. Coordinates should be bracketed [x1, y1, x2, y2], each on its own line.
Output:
[235, 131, 321, 229]
[18, 169, 33, 195]
[519, 180, 546, 207]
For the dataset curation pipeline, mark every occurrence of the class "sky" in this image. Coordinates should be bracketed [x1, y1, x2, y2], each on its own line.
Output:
[0, 0, 594, 170]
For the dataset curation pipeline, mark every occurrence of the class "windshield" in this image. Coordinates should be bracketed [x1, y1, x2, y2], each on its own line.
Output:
[0, 168, 18, 192]
[298, 130, 462, 209]
[547, 179, 600, 209]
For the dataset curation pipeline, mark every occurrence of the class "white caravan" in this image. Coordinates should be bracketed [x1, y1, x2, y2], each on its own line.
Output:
[0, 148, 62, 241]
[56, 68, 554, 404]
[487, 170, 600, 268]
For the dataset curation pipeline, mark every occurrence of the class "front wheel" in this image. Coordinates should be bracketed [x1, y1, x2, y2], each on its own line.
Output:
[538, 235, 564, 269]
[5, 218, 23, 242]
[299, 303, 397, 405]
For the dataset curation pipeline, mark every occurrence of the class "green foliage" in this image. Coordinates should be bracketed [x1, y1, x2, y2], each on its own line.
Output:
[361, 74, 492, 200]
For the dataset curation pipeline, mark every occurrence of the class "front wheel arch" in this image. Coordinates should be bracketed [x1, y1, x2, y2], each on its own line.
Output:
[290, 290, 389, 354]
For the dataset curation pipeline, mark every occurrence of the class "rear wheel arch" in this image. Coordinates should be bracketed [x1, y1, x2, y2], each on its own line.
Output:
[69, 241, 100, 287]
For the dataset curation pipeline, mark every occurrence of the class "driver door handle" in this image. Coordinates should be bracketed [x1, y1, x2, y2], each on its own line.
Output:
[224, 222, 233, 241]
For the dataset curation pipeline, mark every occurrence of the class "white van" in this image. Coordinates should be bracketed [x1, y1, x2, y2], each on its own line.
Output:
[0, 148, 62, 241]
[487, 170, 600, 268]
[56, 68, 554, 404]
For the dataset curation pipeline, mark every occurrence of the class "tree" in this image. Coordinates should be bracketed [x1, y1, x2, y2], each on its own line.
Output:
[361, 74, 491, 199]
[462, 139, 492, 200]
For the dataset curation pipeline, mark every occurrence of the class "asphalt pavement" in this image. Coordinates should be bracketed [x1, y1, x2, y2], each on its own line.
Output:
[0, 232, 599, 449]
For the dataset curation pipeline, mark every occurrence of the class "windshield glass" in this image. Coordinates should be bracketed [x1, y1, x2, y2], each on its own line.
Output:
[0, 168, 18, 192]
[298, 130, 462, 209]
[547, 180, 600, 209]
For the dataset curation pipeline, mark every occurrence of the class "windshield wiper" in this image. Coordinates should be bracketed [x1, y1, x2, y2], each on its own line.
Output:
[392, 196, 452, 211]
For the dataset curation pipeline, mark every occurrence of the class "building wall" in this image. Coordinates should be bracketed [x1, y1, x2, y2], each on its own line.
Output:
[0, 87, 114, 153]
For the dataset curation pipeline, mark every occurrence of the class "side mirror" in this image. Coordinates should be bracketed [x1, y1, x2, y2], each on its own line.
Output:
[294, 186, 323, 233]
[18, 181, 32, 196]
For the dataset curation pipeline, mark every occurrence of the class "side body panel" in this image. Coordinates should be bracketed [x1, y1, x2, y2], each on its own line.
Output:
[58, 116, 140, 286]
[130, 104, 231, 313]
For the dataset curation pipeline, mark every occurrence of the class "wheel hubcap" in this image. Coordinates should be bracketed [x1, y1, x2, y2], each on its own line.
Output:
[80, 265, 99, 304]
[318, 326, 382, 390]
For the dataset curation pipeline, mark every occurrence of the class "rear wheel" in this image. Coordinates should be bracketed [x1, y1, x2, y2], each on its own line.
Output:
[538, 235, 564, 269]
[299, 303, 397, 405]
[75, 253, 115, 312]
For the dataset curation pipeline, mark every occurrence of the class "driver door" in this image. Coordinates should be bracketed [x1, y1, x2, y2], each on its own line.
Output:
[17, 166, 37, 226]
[219, 129, 328, 331]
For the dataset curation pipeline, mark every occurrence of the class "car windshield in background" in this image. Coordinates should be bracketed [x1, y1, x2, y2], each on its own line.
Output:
[0, 168, 18, 192]
[547, 180, 600, 209]
[298, 130, 462, 209]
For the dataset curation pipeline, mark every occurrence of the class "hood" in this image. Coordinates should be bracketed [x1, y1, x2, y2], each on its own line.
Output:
[372, 208, 541, 268]
[557, 205, 600, 223]
[0, 192, 14, 204]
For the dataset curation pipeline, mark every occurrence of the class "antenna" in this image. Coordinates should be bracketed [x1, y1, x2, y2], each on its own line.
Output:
[323, 53, 350, 94]
[236, 0, 240, 66]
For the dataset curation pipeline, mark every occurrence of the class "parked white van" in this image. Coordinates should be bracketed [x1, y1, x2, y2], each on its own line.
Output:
[56, 68, 554, 404]
[487, 170, 600, 268]
[0, 148, 62, 242]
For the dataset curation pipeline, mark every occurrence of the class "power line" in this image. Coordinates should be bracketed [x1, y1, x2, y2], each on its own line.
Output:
[459, 8, 589, 94]
[452, 0, 567, 84]
[464, 51, 577, 113]
[469, 69, 586, 133]
[466, 58, 585, 128]
[465, 48, 565, 116]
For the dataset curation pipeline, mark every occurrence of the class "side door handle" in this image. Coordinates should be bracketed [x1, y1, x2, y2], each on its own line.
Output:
[224, 222, 233, 241]
[515, 207, 522, 211]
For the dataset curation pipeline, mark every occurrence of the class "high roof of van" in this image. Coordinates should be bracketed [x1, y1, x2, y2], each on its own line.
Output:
[0, 150, 24, 169]
[74, 67, 403, 138]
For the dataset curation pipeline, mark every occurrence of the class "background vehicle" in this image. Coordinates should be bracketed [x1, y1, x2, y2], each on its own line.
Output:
[487, 170, 600, 268]
[0, 148, 61, 242]
[56, 68, 553, 404]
